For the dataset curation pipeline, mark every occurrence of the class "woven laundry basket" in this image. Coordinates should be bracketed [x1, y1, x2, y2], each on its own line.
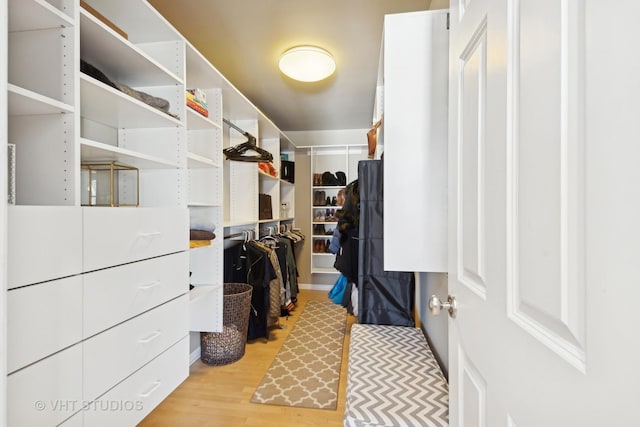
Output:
[200, 283, 253, 366]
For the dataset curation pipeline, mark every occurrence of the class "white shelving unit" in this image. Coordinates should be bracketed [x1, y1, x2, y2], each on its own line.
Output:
[310, 145, 366, 274]
[3, 0, 296, 425]
[222, 112, 297, 244]
[380, 10, 449, 273]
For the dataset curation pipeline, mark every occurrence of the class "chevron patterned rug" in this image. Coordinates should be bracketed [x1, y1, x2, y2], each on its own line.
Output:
[345, 324, 449, 426]
[251, 300, 347, 410]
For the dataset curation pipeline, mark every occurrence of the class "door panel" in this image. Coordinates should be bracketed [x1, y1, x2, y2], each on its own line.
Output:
[460, 352, 487, 427]
[447, 0, 640, 425]
[506, 0, 586, 371]
[458, 19, 487, 298]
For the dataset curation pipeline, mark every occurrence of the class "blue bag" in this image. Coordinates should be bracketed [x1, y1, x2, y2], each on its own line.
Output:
[328, 274, 347, 304]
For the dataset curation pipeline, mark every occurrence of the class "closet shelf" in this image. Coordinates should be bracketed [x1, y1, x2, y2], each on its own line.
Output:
[9, 0, 74, 32]
[186, 108, 221, 130]
[80, 138, 180, 169]
[8, 84, 75, 116]
[187, 152, 220, 169]
[80, 74, 182, 129]
[80, 10, 183, 87]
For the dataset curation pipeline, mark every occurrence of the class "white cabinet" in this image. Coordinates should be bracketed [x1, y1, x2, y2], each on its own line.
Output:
[380, 10, 449, 273]
[83, 295, 187, 401]
[7, 343, 83, 427]
[4, 0, 295, 424]
[310, 145, 366, 274]
[83, 252, 188, 338]
[82, 337, 189, 427]
[7, 275, 83, 373]
[7, 206, 82, 289]
[5, 1, 190, 425]
[82, 207, 188, 271]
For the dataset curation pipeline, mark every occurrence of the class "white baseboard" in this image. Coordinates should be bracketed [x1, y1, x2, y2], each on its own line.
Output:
[298, 283, 333, 291]
[190, 347, 201, 365]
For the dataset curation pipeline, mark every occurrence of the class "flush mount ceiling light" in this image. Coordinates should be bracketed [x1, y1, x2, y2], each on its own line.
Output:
[278, 46, 336, 82]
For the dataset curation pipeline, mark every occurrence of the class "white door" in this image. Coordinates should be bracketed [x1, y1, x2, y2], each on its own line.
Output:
[446, 0, 640, 425]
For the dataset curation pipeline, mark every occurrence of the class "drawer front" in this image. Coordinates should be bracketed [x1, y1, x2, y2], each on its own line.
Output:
[83, 337, 189, 427]
[8, 343, 83, 427]
[8, 275, 83, 373]
[8, 206, 82, 289]
[83, 252, 189, 338]
[83, 294, 188, 401]
[82, 207, 188, 271]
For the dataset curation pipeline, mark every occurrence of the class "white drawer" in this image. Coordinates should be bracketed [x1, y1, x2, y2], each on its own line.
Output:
[83, 336, 189, 427]
[82, 207, 188, 272]
[8, 343, 83, 427]
[83, 252, 189, 338]
[8, 206, 82, 289]
[8, 275, 83, 373]
[83, 294, 188, 401]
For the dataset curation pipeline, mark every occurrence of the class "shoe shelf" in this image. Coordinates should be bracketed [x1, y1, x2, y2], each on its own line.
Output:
[309, 145, 367, 275]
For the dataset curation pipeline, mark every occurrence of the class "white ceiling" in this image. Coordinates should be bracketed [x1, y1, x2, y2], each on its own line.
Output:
[147, 0, 445, 134]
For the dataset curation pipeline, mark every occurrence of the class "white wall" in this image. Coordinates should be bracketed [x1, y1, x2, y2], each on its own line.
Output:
[287, 128, 368, 148]
[429, 0, 450, 10]
[416, 272, 449, 376]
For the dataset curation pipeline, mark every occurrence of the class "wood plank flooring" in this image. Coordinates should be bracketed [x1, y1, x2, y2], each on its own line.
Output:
[138, 290, 355, 427]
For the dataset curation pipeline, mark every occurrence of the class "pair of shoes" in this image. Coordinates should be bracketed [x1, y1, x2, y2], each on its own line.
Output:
[313, 224, 325, 235]
[314, 210, 325, 222]
[323, 239, 331, 253]
[331, 196, 337, 206]
[313, 173, 323, 186]
[325, 208, 336, 221]
[313, 239, 325, 253]
[325, 228, 334, 235]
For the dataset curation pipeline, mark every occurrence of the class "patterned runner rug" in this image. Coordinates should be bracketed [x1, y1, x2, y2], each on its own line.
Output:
[251, 300, 347, 410]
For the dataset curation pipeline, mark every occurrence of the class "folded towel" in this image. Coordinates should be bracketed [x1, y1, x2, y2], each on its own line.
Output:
[190, 240, 212, 249]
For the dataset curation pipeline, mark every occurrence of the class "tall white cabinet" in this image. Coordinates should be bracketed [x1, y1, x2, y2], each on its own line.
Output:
[380, 10, 449, 273]
[3, 1, 295, 426]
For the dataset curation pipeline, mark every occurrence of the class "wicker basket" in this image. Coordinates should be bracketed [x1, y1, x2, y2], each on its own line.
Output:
[200, 283, 253, 366]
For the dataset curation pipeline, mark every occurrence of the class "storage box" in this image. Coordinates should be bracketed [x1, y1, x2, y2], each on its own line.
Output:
[81, 161, 139, 207]
[281, 160, 295, 183]
[259, 194, 272, 220]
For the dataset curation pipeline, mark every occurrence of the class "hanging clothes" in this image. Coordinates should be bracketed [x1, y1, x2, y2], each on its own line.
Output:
[224, 241, 275, 340]
[255, 238, 285, 326]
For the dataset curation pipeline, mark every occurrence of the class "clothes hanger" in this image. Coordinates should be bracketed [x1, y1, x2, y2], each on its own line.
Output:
[222, 119, 274, 163]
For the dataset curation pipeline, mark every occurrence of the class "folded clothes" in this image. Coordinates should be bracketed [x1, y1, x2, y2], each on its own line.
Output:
[190, 230, 216, 240]
[190, 212, 216, 233]
[190, 240, 212, 249]
[114, 81, 170, 112]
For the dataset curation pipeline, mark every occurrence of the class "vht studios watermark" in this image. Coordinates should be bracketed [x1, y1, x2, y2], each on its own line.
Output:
[34, 399, 144, 412]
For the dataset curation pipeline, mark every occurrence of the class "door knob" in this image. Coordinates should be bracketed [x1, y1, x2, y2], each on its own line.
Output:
[428, 294, 457, 318]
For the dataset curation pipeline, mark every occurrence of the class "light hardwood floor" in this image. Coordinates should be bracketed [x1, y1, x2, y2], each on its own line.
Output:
[138, 289, 355, 427]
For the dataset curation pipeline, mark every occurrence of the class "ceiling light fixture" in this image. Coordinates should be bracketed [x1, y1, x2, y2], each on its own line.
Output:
[278, 46, 336, 82]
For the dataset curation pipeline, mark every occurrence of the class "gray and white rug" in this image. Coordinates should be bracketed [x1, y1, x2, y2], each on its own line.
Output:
[251, 300, 347, 410]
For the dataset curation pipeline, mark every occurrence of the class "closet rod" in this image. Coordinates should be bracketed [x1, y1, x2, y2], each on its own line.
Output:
[223, 118, 256, 142]
[224, 230, 254, 240]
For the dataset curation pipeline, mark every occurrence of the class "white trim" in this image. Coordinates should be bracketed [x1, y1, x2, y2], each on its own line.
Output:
[298, 283, 333, 291]
[190, 347, 201, 365]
